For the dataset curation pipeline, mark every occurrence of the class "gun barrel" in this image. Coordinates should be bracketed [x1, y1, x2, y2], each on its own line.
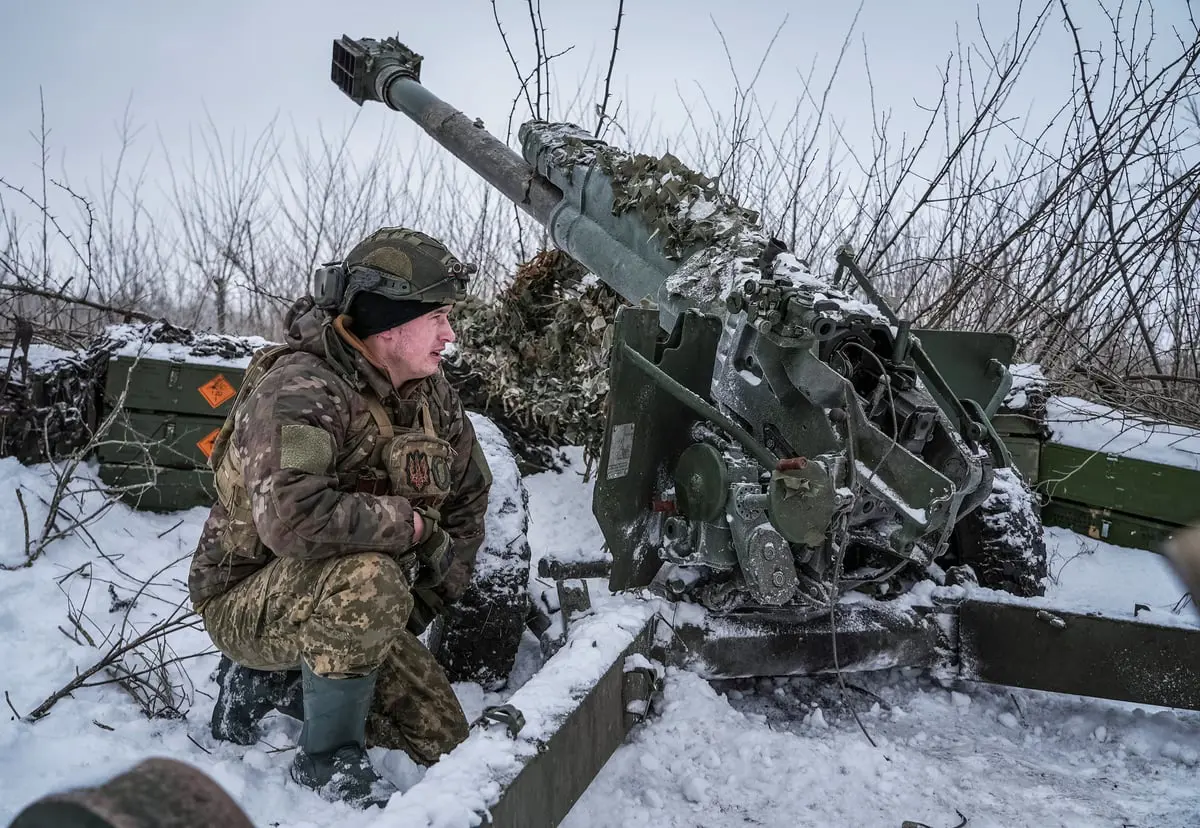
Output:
[331, 35, 562, 227]
[382, 77, 563, 226]
[330, 35, 733, 326]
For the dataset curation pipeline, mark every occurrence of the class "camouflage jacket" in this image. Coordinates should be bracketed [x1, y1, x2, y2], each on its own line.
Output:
[187, 296, 491, 609]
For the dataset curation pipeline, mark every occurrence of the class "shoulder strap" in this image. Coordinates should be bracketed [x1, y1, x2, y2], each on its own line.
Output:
[208, 343, 292, 473]
[365, 395, 395, 440]
[418, 400, 437, 438]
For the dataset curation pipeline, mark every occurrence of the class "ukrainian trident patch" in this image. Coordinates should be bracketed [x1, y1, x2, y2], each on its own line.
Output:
[405, 451, 432, 491]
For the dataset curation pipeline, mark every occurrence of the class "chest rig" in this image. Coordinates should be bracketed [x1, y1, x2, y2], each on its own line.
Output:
[358, 394, 455, 511]
[208, 344, 454, 563]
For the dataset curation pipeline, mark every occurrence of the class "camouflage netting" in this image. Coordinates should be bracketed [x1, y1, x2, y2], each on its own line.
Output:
[443, 248, 626, 474]
[604, 150, 760, 260]
[0, 339, 104, 465]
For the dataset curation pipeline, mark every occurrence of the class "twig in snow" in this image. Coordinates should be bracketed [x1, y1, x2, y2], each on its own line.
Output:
[157, 519, 184, 539]
[187, 734, 212, 755]
[16, 487, 30, 560]
[23, 610, 200, 721]
[844, 682, 893, 711]
[55, 561, 91, 585]
[5, 690, 21, 719]
[903, 815, 968, 828]
[1009, 692, 1025, 725]
[67, 608, 96, 647]
[81, 648, 215, 690]
[92, 720, 114, 731]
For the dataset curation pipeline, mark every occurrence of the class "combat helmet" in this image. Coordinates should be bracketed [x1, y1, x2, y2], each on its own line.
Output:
[312, 226, 475, 316]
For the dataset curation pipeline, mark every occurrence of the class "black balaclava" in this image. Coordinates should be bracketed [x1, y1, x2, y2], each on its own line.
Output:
[345, 293, 432, 339]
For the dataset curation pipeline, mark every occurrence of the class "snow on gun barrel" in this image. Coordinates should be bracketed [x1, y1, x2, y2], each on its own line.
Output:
[328, 33, 1046, 618]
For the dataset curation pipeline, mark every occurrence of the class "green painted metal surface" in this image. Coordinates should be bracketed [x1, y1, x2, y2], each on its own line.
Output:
[913, 328, 1017, 418]
[992, 412, 1047, 439]
[661, 602, 941, 679]
[98, 463, 216, 513]
[959, 598, 1200, 711]
[94, 355, 242, 511]
[1039, 442, 1200, 529]
[483, 624, 654, 828]
[991, 409, 1197, 551]
[104, 356, 246, 418]
[595, 307, 723, 592]
[97, 411, 225, 470]
[1041, 500, 1179, 550]
[1001, 435, 1042, 484]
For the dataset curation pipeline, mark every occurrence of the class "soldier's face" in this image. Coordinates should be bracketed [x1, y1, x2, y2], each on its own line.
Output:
[376, 305, 456, 382]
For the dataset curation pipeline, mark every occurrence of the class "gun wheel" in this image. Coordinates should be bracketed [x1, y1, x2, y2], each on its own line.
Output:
[428, 414, 533, 691]
[951, 467, 1048, 597]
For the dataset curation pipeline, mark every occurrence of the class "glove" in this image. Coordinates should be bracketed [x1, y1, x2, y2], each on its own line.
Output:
[406, 586, 444, 637]
[435, 558, 472, 604]
[411, 506, 454, 590]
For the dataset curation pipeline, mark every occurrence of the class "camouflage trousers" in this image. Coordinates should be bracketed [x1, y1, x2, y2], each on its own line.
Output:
[201, 551, 469, 765]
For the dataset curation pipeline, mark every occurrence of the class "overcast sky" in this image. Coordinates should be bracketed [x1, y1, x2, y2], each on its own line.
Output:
[0, 1, 1192, 232]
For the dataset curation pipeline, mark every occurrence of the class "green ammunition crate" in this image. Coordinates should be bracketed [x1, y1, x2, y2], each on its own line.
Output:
[99, 463, 217, 513]
[1041, 500, 1179, 550]
[993, 412, 1048, 484]
[104, 356, 248, 418]
[1038, 443, 1200, 529]
[992, 412, 1047, 439]
[97, 410, 225, 469]
[1000, 435, 1042, 484]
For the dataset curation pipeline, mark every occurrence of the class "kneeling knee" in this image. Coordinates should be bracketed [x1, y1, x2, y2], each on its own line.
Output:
[317, 552, 413, 638]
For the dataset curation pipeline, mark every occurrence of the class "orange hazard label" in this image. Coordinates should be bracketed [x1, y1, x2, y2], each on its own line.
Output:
[198, 374, 236, 408]
[197, 428, 220, 459]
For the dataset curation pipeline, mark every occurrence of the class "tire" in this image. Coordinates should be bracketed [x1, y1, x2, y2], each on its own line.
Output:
[951, 466, 1048, 597]
[431, 412, 533, 690]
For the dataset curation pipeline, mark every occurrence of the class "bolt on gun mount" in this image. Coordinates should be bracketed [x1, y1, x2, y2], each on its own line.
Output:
[330, 35, 1018, 614]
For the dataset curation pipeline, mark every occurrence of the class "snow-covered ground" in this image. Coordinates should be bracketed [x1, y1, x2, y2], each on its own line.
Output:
[1, 445, 1198, 826]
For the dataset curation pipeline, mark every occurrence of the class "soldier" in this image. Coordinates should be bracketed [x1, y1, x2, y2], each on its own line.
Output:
[187, 227, 493, 809]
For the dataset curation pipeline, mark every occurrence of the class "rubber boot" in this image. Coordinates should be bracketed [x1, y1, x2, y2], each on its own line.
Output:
[289, 662, 399, 809]
[210, 654, 304, 745]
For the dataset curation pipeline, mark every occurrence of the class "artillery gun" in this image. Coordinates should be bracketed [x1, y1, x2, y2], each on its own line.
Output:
[328, 34, 1044, 627]
[314, 39, 1200, 826]
[8, 32, 1200, 828]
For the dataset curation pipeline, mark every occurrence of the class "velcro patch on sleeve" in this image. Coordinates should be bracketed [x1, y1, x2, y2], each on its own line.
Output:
[279, 423, 335, 474]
